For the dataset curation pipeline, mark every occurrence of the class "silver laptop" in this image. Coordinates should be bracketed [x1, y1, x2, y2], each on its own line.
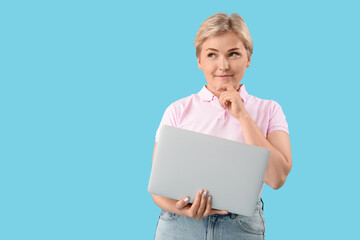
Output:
[148, 125, 270, 216]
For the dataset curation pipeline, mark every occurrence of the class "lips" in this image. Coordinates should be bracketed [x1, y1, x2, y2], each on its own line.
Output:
[215, 75, 233, 78]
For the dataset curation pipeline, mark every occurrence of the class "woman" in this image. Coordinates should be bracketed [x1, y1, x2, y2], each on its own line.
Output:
[151, 12, 292, 240]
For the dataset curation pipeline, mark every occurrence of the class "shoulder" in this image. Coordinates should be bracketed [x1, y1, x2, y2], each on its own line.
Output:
[247, 93, 283, 112]
[166, 93, 200, 112]
[157, 93, 199, 129]
[247, 93, 288, 134]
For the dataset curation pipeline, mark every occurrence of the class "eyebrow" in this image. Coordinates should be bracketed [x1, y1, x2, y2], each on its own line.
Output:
[205, 48, 240, 52]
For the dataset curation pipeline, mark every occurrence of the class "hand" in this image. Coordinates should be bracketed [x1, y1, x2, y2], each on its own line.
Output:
[216, 84, 245, 119]
[175, 189, 229, 220]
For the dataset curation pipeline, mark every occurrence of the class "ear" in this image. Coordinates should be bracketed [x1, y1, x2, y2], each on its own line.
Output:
[246, 55, 251, 68]
[197, 55, 202, 70]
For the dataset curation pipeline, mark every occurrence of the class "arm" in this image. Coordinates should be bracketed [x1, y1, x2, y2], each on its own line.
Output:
[217, 84, 292, 190]
[237, 113, 292, 189]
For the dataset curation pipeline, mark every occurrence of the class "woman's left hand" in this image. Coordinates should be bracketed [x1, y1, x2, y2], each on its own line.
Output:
[216, 84, 246, 119]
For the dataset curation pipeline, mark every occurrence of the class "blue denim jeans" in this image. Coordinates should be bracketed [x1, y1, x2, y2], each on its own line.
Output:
[154, 199, 265, 240]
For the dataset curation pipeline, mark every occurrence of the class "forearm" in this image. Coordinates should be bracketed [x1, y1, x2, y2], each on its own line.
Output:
[237, 112, 290, 189]
[151, 194, 182, 214]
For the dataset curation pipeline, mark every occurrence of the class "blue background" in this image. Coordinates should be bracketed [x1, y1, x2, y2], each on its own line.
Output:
[1, 0, 359, 239]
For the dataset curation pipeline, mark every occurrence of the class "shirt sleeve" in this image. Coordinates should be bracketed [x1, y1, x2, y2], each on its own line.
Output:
[267, 100, 289, 136]
[155, 103, 178, 142]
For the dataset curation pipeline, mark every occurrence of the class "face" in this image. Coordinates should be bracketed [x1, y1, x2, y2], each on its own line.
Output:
[197, 31, 251, 96]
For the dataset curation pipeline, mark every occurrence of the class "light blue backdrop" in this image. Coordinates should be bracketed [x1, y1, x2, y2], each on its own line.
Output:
[1, 0, 359, 239]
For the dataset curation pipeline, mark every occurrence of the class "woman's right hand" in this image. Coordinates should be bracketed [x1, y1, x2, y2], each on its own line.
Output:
[175, 189, 228, 220]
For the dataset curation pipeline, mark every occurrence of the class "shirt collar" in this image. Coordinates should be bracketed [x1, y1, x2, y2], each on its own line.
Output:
[198, 84, 249, 103]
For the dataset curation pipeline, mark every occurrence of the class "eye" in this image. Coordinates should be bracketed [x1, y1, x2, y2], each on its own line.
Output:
[207, 53, 216, 58]
[229, 52, 240, 57]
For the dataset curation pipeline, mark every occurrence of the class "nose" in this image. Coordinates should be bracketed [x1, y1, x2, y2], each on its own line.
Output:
[218, 56, 229, 71]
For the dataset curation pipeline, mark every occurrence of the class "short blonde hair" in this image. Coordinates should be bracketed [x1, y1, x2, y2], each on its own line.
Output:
[194, 13, 253, 58]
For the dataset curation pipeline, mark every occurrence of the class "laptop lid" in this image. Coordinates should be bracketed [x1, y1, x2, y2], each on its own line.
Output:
[148, 125, 270, 216]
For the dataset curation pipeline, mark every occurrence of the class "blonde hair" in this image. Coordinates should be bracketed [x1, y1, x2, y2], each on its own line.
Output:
[194, 13, 253, 58]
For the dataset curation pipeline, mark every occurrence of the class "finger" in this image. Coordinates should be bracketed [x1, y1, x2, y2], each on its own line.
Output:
[219, 93, 231, 109]
[211, 209, 229, 215]
[203, 194, 213, 217]
[196, 189, 209, 215]
[218, 93, 225, 108]
[216, 84, 234, 92]
[190, 189, 203, 213]
[176, 196, 190, 210]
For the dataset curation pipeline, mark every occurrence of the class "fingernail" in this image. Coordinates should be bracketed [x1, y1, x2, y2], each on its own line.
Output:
[208, 196, 212, 201]
[184, 197, 190, 203]
[200, 190, 203, 195]
[204, 191, 208, 196]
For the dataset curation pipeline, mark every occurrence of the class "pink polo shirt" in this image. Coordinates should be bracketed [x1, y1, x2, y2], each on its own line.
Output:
[155, 84, 289, 196]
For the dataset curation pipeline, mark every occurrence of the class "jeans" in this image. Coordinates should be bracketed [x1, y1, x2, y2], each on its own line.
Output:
[154, 199, 265, 240]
